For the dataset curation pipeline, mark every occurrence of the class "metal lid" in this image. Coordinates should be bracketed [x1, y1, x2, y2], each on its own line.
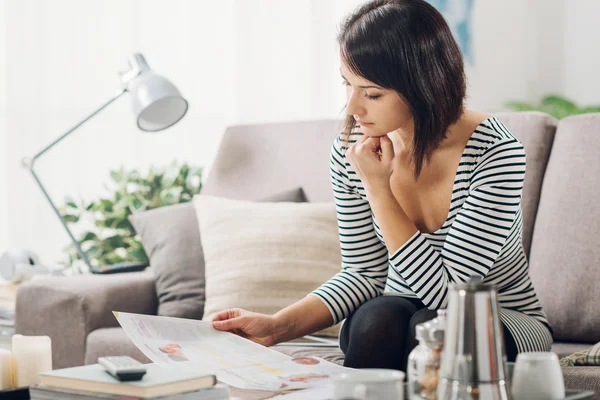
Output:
[415, 309, 446, 343]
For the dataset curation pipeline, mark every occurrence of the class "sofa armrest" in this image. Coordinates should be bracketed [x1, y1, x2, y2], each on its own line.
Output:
[15, 271, 157, 369]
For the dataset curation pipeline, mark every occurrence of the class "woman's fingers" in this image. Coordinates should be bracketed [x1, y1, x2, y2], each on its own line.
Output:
[211, 308, 242, 323]
[350, 136, 381, 161]
[362, 136, 380, 151]
[379, 135, 395, 162]
[211, 308, 251, 332]
[212, 315, 245, 331]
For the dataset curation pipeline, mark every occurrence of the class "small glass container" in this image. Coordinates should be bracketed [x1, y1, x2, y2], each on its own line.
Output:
[407, 309, 446, 400]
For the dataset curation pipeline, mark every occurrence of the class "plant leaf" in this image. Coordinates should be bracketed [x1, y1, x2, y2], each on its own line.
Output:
[540, 95, 577, 109]
[80, 232, 98, 243]
[63, 214, 79, 223]
[504, 101, 537, 112]
[580, 106, 600, 114]
[60, 161, 202, 271]
[65, 196, 78, 209]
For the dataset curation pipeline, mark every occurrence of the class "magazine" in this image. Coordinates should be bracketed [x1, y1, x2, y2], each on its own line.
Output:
[113, 312, 349, 392]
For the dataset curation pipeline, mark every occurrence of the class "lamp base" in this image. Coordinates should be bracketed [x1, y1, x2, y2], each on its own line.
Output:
[91, 262, 148, 274]
[0, 249, 66, 283]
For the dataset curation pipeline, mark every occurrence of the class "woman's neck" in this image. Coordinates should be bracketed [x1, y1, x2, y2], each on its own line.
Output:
[386, 109, 481, 158]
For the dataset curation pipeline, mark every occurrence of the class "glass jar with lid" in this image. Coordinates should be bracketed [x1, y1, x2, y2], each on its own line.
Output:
[407, 309, 447, 400]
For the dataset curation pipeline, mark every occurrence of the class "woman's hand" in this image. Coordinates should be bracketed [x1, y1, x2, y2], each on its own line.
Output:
[211, 308, 284, 347]
[346, 134, 395, 193]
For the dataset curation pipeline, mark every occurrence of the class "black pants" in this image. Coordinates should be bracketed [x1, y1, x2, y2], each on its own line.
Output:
[339, 295, 519, 372]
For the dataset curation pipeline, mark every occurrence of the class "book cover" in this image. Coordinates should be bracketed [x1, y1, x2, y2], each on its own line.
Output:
[39, 363, 216, 398]
[29, 383, 230, 400]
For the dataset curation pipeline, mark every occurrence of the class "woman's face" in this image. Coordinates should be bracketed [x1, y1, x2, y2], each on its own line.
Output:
[341, 59, 412, 137]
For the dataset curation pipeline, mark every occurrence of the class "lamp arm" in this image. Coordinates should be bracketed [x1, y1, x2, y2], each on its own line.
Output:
[28, 167, 93, 269]
[32, 88, 128, 162]
[22, 88, 128, 271]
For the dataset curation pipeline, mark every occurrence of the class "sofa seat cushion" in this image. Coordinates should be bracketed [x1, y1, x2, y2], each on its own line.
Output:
[274, 342, 595, 368]
[85, 327, 151, 365]
[562, 367, 600, 398]
[553, 341, 596, 359]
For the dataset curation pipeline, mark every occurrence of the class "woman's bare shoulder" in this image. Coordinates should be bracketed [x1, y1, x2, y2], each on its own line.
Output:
[464, 109, 493, 127]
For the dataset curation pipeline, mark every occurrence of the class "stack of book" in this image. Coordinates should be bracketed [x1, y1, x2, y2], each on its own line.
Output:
[29, 363, 230, 400]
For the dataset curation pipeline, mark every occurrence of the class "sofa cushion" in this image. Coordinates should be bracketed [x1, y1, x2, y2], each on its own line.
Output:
[129, 188, 307, 320]
[553, 342, 597, 359]
[129, 203, 204, 320]
[528, 113, 600, 343]
[202, 119, 341, 202]
[493, 111, 557, 257]
[193, 195, 342, 337]
[85, 327, 151, 365]
[562, 367, 600, 398]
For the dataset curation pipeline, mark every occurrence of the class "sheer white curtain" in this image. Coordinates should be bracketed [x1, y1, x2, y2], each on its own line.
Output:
[0, 0, 364, 263]
[0, 0, 7, 256]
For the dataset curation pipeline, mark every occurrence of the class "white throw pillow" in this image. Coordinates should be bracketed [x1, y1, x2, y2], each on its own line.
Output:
[193, 194, 342, 337]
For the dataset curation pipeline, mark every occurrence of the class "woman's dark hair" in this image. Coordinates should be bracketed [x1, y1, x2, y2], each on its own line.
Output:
[339, 0, 466, 178]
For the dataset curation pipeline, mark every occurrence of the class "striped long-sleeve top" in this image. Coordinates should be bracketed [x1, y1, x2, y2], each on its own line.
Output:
[311, 117, 553, 353]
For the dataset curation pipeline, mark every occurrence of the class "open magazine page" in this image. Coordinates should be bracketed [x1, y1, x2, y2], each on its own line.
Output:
[219, 356, 348, 391]
[113, 312, 350, 391]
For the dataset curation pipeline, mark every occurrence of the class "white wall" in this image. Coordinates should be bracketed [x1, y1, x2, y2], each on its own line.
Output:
[468, 0, 533, 111]
[469, 0, 599, 109]
[233, 0, 365, 122]
[467, 0, 571, 111]
[0, 0, 596, 264]
[0, 0, 7, 254]
[526, 0, 567, 101]
[564, 0, 600, 104]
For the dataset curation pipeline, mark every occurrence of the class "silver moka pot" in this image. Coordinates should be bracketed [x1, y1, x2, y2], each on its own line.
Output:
[437, 278, 510, 400]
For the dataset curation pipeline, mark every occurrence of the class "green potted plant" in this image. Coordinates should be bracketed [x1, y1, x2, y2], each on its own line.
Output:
[59, 161, 202, 273]
[505, 94, 600, 119]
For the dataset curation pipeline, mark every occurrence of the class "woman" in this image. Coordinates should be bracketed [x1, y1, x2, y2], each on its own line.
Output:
[212, 0, 553, 371]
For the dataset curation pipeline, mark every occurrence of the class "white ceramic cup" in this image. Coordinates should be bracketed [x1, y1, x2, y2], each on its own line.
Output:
[511, 352, 565, 400]
[333, 369, 405, 400]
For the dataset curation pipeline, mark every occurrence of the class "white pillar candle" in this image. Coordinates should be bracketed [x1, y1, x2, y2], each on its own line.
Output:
[0, 349, 11, 389]
[12, 334, 52, 387]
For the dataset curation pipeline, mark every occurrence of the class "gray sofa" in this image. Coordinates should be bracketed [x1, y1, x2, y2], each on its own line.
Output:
[15, 112, 600, 396]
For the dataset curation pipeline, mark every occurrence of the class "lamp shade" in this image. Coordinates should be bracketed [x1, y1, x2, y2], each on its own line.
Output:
[126, 54, 189, 132]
